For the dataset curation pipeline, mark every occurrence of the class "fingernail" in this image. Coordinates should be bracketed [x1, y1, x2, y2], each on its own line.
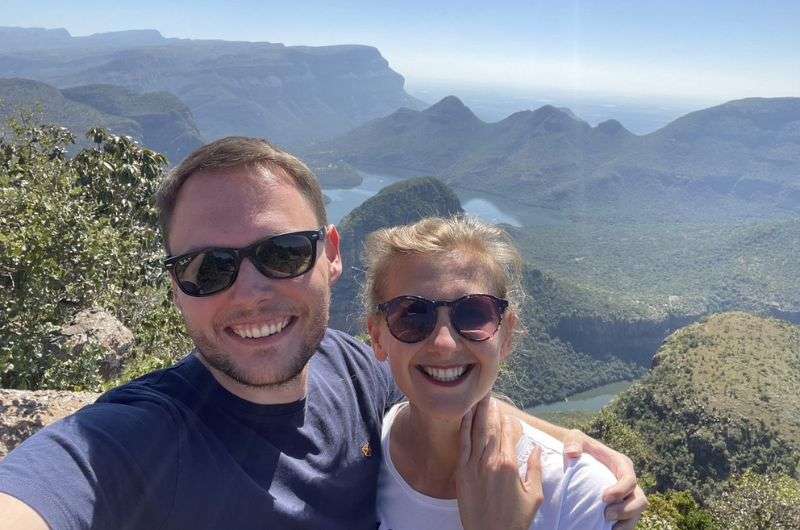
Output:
[564, 444, 580, 455]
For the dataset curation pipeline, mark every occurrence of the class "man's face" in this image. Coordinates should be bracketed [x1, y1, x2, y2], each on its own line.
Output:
[168, 165, 341, 394]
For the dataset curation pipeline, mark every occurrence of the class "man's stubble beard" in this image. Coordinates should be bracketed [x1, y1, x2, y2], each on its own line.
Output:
[189, 295, 330, 390]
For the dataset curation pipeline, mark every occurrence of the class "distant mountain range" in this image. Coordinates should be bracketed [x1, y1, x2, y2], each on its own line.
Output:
[0, 27, 424, 149]
[0, 78, 203, 162]
[311, 95, 800, 220]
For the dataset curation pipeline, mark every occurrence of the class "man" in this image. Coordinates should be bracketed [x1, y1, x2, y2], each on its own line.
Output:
[0, 137, 646, 529]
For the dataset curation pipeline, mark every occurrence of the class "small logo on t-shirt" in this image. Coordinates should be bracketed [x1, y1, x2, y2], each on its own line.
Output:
[361, 441, 373, 457]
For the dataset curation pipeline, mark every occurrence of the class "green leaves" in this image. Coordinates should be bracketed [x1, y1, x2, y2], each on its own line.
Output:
[0, 119, 188, 391]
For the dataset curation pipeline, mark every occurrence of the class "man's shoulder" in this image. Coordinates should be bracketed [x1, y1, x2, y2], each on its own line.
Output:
[313, 328, 401, 414]
[314, 328, 379, 374]
[319, 328, 374, 356]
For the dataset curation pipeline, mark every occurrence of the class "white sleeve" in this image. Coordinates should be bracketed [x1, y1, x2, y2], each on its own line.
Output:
[557, 455, 615, 530]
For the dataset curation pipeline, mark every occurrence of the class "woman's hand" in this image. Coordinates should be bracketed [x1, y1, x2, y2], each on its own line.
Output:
[456, 396, 543, 530]
[561, 429, 649, 530]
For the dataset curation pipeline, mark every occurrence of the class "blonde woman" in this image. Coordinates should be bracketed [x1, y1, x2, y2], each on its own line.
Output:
[363, 216, 617, 530]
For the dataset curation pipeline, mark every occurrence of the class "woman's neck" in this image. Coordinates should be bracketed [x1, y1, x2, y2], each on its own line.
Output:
[390, 403, 464, 499]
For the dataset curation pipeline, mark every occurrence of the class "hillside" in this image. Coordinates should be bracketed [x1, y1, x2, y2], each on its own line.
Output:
[588, 312, 800, 497]
[0, 78, 203, 162]
[509, 217, 800, 324]
[313, 95, 800, 221]
[0, 27, 424, 149]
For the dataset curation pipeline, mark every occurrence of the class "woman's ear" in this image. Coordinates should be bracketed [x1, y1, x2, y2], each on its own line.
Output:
[499, 311, 518, 362]
[367, 315, 389, 362]
[323, 225, 342, 286]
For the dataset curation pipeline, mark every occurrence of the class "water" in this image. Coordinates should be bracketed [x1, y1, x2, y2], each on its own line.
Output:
[324, 171, 524, 226]
[324, 172, 403, 224]
[526, 380, 635, 414]
[461, 197, 521, 227]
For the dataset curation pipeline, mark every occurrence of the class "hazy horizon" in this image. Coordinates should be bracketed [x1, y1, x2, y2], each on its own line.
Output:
[3, 1, 798, 102]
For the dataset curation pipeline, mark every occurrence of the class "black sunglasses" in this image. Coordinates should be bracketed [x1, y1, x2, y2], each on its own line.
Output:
[377, 294, 509, 344]
[164, 228, 325, 297]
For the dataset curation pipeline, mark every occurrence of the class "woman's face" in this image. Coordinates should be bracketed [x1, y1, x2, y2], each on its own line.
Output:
[368, 251, 516, 420]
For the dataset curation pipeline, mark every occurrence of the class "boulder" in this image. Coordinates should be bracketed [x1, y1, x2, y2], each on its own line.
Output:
[0, 389, 99, 459]
[54, 308, 135, 381]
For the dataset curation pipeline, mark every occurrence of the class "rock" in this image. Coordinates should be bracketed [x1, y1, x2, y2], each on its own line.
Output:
[54, 308, 135, 381]
[0, 389, 99, 459]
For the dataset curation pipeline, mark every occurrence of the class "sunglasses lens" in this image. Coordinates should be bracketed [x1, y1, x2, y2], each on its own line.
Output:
[452, 296, 502, 341]
[386, 297, 436, 343]
[175, 250, 238, 296]
[253, 233, 315, 278]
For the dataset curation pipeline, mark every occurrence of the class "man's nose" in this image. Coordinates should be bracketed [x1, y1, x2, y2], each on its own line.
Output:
[227, 257, 276, 299]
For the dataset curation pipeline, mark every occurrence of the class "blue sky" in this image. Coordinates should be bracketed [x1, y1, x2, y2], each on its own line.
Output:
[3, 0, 798, 103]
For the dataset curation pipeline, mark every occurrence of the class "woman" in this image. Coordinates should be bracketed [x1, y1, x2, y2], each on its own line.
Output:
[363, 216, 616, 530]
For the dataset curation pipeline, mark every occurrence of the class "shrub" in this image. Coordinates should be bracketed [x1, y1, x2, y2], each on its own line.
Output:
[0, 118, 190, 391]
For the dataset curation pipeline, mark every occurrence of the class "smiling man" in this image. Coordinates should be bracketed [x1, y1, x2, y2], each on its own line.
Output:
[0, 137, 646, 529]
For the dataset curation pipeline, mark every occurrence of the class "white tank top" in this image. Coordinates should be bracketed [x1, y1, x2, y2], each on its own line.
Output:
[376, 402, 615, 530]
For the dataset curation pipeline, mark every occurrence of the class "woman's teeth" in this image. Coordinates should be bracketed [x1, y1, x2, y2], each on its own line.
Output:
[421, 365, 469, 382]
[233, 318, 290, 339]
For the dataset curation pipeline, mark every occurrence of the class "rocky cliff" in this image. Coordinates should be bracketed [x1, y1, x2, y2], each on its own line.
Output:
[0, 78, 204, 162]
[0, 27, 424, 150]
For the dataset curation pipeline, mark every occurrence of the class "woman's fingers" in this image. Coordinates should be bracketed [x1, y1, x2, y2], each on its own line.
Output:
[524, 446, 543, 493]
[470, 395, 493, 464]
[606, 486, 648, 528]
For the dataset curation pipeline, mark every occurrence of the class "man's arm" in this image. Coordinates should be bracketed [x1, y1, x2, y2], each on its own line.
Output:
[0, 493, 48, 530]
[497, 401, 648, 530]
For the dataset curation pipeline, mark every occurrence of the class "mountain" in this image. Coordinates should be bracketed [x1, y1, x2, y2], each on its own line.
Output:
[0, 27, 424, 149]
[0, 27, 166, 52]
[313, 96, 800, 220]
[61, 84, 204, 162]
[588, 312, 800, 497]
[0, 78, 203, 162]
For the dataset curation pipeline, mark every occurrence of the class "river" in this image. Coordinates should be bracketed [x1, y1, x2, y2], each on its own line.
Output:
[525, 380, 635, 414]
[324, 171, 523, 226]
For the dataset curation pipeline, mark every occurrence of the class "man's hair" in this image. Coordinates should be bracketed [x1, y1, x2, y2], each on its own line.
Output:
[156, 136, 327, 252]
[360, 216, 526, 339]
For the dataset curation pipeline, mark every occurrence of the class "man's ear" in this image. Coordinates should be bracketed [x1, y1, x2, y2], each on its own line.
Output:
[367, 315, 389, 362]
[324, 225, 343, 286]
[499, 311, 517, 362]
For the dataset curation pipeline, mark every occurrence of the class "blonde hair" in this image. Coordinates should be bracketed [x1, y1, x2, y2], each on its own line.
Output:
[361, 216, 526, 334]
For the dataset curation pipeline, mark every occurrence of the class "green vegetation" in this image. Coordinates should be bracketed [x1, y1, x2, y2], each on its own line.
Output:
[580, 313, 800, 527]
[0, 118, 189, 391]
[510, 219, 800, 320]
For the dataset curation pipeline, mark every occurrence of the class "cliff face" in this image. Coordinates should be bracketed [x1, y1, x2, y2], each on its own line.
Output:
[0, 28, 424, 150]
[0, 78, 204, 162]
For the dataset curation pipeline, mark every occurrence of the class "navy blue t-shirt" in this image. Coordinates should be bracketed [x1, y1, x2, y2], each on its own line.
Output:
[0, 329, 403, 529]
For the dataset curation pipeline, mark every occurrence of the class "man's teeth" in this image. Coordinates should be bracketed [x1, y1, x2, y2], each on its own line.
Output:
[422, 365, 468, 382]
[233, 318, 290, 339]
